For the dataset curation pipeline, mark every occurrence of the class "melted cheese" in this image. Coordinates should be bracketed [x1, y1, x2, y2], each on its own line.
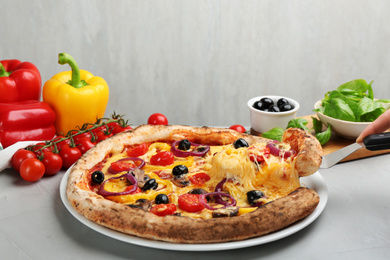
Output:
[92, 140, 301, 219]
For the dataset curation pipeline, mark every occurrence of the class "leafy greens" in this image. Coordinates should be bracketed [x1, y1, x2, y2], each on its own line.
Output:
[314, 79, 390, 122]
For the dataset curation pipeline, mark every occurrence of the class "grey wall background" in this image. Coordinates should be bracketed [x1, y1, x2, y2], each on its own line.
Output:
[1, 0, 390, 127]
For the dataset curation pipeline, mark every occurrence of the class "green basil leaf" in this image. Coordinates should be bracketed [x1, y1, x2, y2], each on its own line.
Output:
[311, 117, 323, 134]
[357, 96, 385, 122]
[367, 80, 374, 99]
[286, 118, 309, 131]
[261, 127, 284, 141]
[323, 98, 356, 121]
[315, 124, 332, 146]
[337, 79, 369, 95]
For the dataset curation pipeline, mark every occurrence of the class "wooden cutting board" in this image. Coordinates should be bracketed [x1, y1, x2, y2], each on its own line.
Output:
[250, 115, 390, 163]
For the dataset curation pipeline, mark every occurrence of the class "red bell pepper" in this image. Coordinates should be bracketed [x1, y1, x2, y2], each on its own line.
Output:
[0, 100, 56, 148]
[0, 59, 42, 103]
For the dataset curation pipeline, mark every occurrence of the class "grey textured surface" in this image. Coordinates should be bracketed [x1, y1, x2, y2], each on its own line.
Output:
[2, 0, 390, 126]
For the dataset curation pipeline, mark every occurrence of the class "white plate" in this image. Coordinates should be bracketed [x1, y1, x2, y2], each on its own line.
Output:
[60, 169, 328, 251]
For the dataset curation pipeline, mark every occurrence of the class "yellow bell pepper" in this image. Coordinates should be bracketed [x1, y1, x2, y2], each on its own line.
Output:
[43, 53, 109, 135]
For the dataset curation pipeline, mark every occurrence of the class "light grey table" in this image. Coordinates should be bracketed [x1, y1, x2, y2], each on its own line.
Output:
[1, 153, 390, 260]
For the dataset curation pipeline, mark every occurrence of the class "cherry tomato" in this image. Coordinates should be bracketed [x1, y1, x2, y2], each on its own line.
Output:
[178, 194, 205, 213]
[11, 149, 37, 172]
[76, 137, 96, 155]
[147, 113, 168, 125]
[59, 144, 82, 169]
[53, 135, 71, 151]
[189, 172, 211, 186]
[30, 142, 52, 156]
[95, 130, 113, 142]
[73, 131, 94, 143]
[126, 143, 149, 157]
[150, 204, 177, 216]
[19, 158, 45, 182]
[229, 125, 246, 133]
[41, 151, 63, 176]
[113, 125, 132, 134]
[150, 151, 174, 166]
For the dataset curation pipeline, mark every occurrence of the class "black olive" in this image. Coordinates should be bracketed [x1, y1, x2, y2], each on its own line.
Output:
[172, 165, 189, 176]
[142, 178, 158, 191]
[259, 97, 274, 109]
[129, 199, 152, 211]
[155, 194, 169, 204]
[253, 100, 266, 110]
[91, 171, 104, 184]
[233, 138, 249, 149]
[268, 105, 280, 112]
[279, 103, 294, 112]
[188, 188, 208, 195]
[178, 139, 191, 151]
[277, 98, 289, 108]
[247, 190, 264, 205]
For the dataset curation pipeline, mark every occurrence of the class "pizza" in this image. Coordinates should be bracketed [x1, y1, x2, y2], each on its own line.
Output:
[66, 124, 323, 244]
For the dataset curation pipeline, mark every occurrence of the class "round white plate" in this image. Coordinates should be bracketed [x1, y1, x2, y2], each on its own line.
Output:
[60, 169, 328, 251]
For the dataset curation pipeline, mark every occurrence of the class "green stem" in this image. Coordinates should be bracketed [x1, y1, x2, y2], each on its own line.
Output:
[0, 62, 11, 77]
[58, 53, 87, 89]
[32, 118, 120, 154]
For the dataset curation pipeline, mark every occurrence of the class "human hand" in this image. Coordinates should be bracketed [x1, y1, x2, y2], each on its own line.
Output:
[356, 109, 390, 142]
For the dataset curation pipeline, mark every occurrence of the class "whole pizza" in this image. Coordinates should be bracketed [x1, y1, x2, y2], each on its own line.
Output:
[66, 124, 323, 244]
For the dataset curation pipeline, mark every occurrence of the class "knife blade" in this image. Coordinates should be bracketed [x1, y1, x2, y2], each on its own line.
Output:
[320, 132, 390, 169]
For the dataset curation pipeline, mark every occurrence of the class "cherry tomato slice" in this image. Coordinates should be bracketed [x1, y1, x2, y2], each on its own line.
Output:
[11, 149, 37, 172]
[249, 146, 271, 163]
[41, 151, 63, 176]
[19, 158, 45, 182]
[178, 194, 205, 213]
[110, 160, 137, 172]
[124, 185, 142, 194]
[126, 143, 149, 157]
[229, 125, 246, 133]
[150, 151, 174, 166]
[147, 113, 168, 125]
[189, 172, 211, 186]
[150, 204, 177, 216]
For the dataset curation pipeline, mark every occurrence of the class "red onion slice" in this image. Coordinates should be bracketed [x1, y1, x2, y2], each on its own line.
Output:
[171, 140, 210, 157]
[199, 192, 237, 210]
[107, 157, 145, 174]
[214, 178, 227, 204]
[98, 172, 138, 197]
[266, 142, 294, 159]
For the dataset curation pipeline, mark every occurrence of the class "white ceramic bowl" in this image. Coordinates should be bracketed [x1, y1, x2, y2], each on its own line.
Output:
[248, 95, 300, 133]
[314, 100, 370, 139]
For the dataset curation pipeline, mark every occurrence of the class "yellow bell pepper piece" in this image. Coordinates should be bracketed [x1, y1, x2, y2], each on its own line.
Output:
[43, 53, 109, 135]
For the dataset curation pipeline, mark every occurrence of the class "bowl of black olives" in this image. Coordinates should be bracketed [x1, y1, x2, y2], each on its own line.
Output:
[247, 95, 299, 133]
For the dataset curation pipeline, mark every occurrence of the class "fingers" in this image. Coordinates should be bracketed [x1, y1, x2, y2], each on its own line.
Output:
[356, 109, 390, 142]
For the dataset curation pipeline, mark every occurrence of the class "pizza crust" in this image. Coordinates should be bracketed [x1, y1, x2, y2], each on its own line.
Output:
[67, 125, 322, 243]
